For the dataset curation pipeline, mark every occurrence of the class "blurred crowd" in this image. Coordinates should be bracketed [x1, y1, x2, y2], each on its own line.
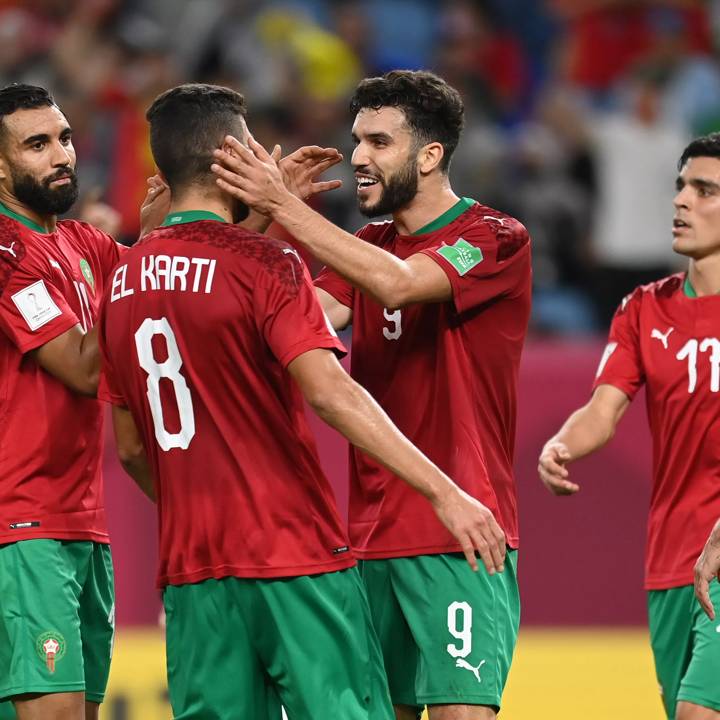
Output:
[4, 0, 720, 333]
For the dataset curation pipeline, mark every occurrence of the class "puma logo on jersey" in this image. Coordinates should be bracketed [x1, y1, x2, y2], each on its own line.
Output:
[50, 259, 61, 270]
[455, 658, 486, 683]
[282, 247, 301, 263]
[651, 327, 674, 349]
[483, 216, 504, 226]
[0, 241, 17, 257]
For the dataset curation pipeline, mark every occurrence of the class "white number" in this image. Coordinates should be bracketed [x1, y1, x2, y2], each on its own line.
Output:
[446, 601, 473, 658]
[134, 317, 195, 451]
[382, 308, 402, 340]
[73, 280, 92, 331]
[676, 338, 720, 394]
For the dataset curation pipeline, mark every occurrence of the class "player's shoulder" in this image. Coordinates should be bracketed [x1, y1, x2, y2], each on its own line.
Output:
[0, 216, 35, 295]
[456, 202, 530, 261]
[356, 220, 394, 243]
[616, 273, 685, 316]
[57, 218, 114, 248]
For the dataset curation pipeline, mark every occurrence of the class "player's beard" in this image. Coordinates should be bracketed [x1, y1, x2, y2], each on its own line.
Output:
[358, 156, 419, 218]
[11, 166, 79, 216]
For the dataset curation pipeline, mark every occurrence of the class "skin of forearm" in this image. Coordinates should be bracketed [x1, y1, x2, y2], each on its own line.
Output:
[310, 376, 455, 504]
[79, 325, 100, 396]
[273, 194, 412, 308]
[549, 403, 618, 461]
[119, 456, 156, 502]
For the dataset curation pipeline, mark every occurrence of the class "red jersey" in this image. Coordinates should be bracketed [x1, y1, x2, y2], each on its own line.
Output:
[315, 199, 531, 558]
[594, 273, 720, 590]
[97, 212, 353, 587]
[0, 205, 122, 545]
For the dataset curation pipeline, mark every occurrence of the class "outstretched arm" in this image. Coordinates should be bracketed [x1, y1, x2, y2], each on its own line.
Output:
[538, 384, 630, 495]
[212, 136, 452, 309]
[289, 348, 507, 574]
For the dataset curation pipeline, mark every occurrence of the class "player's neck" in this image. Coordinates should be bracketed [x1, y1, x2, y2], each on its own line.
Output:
[687, 256, 720, 296]
[392, 182, 460, 236]
[168, 191, 233, 224]
[0, 191, 56, 233]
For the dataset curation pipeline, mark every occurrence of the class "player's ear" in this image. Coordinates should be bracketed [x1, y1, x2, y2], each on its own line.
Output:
[418, 142, 444, 175]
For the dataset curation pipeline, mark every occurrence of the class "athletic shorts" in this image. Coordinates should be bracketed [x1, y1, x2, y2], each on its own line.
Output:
[0, 702, 14, 719]
[359, 551, 520, 713]
[163, 566, 393, 720]
[0, 540, 114, 704]
[648, 582, 720, 718]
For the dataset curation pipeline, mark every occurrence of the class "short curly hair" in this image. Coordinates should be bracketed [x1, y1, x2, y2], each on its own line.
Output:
[350, 70, 464, 173]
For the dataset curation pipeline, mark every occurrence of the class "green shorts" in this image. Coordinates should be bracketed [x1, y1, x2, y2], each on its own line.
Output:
[0, 540, 115, 704]
[648, 582, 720, 718]
[163, 566, 393, 720]
[359, 551, 520, 713]
[0, 703, 14, 720]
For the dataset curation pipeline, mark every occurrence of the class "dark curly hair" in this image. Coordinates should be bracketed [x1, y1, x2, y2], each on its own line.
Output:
[350, 70, 464, 173]
[0, 84, 58, 144]
[146, 83, 247, 192]
[678, 132, 720, 169]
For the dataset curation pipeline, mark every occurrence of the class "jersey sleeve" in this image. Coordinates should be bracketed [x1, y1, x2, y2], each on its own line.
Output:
[255, 250, 347, 368]
[419, 217, 531, 314]
[314, 265, 355, 309]
[0, 249, 79, 353]
[592, 289, 645, 399]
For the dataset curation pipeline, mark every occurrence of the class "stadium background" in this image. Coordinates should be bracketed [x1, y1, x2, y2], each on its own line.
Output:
[7, 0, 720, 717]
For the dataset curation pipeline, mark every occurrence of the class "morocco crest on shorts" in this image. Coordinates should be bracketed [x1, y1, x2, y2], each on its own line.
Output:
[36, 631, 66, 673]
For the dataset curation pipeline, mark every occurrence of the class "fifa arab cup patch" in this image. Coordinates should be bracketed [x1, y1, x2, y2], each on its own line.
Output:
[11, 279, 62, 330]
[36, 631, 66, 673]
[436, 238, 483, 276]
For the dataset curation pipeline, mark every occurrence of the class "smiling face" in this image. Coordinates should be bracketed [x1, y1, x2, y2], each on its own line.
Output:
[672, 156, 720, 260]
[351, 106, 422, 218]
[0, 104, 78, 216]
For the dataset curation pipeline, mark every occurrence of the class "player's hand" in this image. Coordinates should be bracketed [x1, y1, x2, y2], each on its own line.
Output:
[694, 520, 720, 619]
[432, 486, 506, 574]
[139, 175, 170, 238]
[278, 145, 343, 201]
[538, 441, 579, 495]
[211, 134, 291, 217]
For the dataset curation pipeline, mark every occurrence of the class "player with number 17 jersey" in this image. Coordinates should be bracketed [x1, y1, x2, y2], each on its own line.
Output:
[594, 273, 720, 590]
[316, 199, 531, 559]
[98, 215, 354, 587]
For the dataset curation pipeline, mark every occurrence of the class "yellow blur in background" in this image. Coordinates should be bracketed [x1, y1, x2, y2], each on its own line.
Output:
[100, 627, 661, 719]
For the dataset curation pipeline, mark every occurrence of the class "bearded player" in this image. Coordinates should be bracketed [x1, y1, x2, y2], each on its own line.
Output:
[98, 83, 505, 720]
[212, 69, 530, 720]
[0, 84, 120, 720]
[539, 133, 720, 720]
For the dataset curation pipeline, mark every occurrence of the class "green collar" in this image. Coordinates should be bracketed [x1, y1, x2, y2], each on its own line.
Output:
[161, 210, 228, 227]
[411, 197, 476, 236]
[684, 274, 698, 298]
[0, 201, 49, 233]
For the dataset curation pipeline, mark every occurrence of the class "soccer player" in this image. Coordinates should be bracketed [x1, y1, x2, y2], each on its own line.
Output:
[98, 83, 504, 720]
[0, 84, 120, 720]
[211, 70, 530, 720]
[538, 134, 720, 720]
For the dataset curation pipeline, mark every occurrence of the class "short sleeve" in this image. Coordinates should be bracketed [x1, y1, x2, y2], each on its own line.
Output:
[419, 216, 531, 314]
[592, 290, 645, 399]
[314, 265, 355, 309]
[0, 252, 79, 353]
[255, 252, 346, 368]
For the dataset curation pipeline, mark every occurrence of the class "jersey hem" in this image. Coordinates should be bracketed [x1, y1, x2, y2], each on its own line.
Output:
[0, 530, 110, 546]
[418, 693, 500, 707]
[644, 575, 693, 591]
[353, 539, 519, 560]
[160, 556, 356, 587]
[277, 336, 346, 368]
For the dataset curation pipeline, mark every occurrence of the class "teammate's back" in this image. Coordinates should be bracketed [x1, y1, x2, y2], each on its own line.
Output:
[100, 217, 351, 586]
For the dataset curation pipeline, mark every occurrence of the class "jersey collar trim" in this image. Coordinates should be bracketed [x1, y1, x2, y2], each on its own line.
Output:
[411, 197, 476, 236]
[161, 210, 228, 227]
[0, 201, 49, 233]
[684, 274, 698, 298]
